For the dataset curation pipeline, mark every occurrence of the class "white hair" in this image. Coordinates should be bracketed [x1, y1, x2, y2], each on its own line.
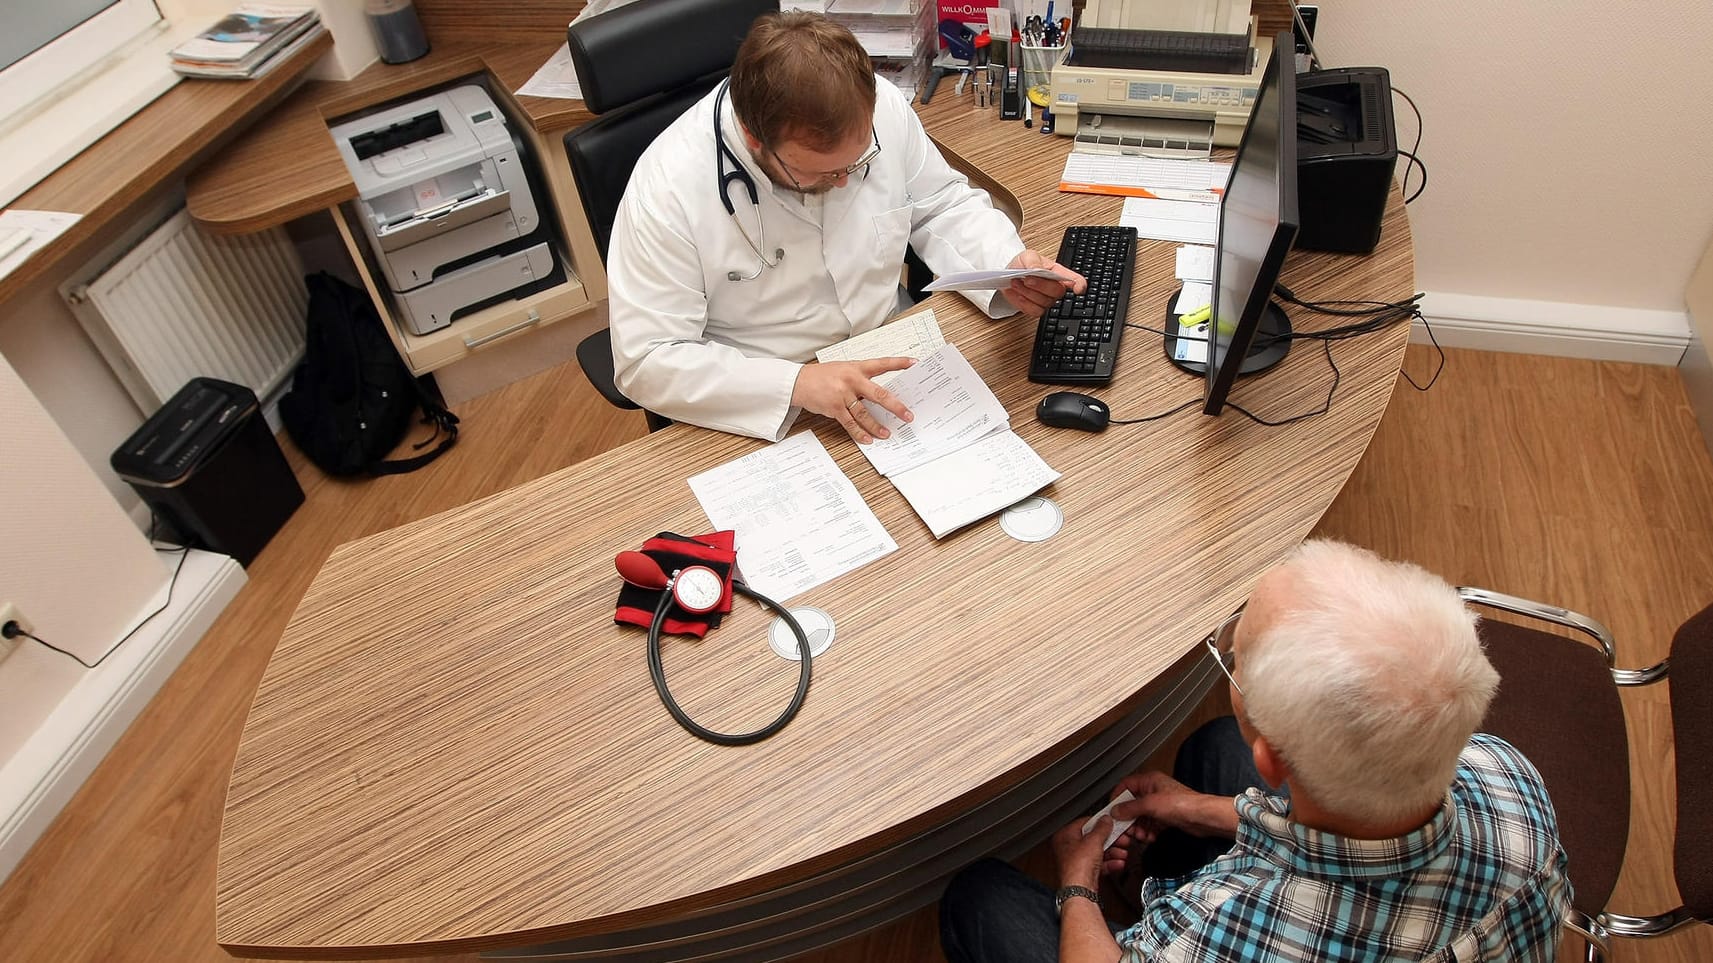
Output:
[1241, 540, 1498, 826]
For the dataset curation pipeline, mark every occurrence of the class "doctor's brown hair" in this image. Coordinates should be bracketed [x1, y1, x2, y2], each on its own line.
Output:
[729, 11, 877, 151]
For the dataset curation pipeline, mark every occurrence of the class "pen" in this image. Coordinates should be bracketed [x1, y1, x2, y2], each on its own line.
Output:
[1023, 96, 1032, 127]
[1179, 305, 1212, 326]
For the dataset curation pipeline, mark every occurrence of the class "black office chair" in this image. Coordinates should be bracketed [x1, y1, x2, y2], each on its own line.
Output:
[563, 0, 778, 433]
[1461, 588, 1712, 962]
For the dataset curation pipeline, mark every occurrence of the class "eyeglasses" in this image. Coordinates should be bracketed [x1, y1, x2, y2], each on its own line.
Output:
[768, 128, 881, 191]
[1204, 606, 1244, 695]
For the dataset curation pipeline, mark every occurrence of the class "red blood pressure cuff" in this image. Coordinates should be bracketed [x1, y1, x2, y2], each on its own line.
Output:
[614, 531, 737, 638]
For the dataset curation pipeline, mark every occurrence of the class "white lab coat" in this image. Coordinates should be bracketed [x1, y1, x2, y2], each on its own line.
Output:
[607, 77, 1028, 440]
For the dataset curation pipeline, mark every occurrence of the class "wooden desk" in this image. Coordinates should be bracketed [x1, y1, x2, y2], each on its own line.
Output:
[215, 92, 1413, 960]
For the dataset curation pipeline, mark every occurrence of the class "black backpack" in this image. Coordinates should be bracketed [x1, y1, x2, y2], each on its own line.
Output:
[280, 272, 459, 476]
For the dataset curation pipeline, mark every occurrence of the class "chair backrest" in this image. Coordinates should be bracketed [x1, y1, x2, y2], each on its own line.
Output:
[563, 0, 779, 260]
[1670, 601, 1713, 921]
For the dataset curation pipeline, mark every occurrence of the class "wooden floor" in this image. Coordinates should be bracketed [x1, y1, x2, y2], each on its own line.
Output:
[1, 344, 1709, 962]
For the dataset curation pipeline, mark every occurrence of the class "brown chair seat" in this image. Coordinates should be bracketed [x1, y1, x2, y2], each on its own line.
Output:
[1476, 618, 1631, 915]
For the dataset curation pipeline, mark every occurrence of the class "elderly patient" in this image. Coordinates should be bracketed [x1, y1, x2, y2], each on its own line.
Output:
[940, 539, 1571, 963]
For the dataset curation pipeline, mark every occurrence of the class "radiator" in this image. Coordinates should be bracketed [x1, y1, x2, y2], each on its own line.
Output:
[62, 208, 307, 412]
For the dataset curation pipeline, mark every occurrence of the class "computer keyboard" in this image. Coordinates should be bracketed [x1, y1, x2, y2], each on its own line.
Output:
[1069, 27, 1250, 75]
[1028, 225, 1137, 385]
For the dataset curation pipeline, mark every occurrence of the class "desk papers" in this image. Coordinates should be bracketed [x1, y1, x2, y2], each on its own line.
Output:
[855, 344, 1060, 538]
[517, 42, 582, 99]
[815, 309, 945, 389]
[689, 431, 896, 603]
[1059, 153, 1230, 202]
[0, 210, 81, 283]
[1120, 197, 1218, 245]
[921, 267, 1064, 292]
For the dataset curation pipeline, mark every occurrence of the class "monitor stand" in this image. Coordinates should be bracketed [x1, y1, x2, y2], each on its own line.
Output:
[1161, 292, 1293, 376]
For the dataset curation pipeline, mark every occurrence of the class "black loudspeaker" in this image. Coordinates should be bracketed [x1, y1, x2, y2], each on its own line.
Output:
[1295, 67, 1397, 254]
[112, 378, 304, 567]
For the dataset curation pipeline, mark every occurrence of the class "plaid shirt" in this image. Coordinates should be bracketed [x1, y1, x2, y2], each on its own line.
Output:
[1115, 734, 1571, 962]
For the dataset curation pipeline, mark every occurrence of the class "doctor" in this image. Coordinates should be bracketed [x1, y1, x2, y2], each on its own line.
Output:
[607, 11, 1083, 442]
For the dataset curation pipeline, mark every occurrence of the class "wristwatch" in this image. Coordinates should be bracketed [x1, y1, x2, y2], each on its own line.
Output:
[1054, 884, 1100, 916]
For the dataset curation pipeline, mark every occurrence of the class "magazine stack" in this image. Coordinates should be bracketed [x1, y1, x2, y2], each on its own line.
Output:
[170, 3, 324, 79]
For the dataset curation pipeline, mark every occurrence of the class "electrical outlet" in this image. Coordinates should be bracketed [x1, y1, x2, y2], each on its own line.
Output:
[0, 602, 28, 663]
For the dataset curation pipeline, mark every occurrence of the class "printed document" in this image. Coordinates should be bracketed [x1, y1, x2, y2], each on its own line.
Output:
[854, 344, 1061, 538]
[1060, 153, 1230, 201]
[922, 267, 1064, 291]
[518, 42, 582, 99]
[815, 309, 945, 388]
[689, 432, 895, 602]
[1120, 197, 1217, 245]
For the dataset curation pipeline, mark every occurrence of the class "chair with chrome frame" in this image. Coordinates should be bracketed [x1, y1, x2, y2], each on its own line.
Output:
[1460, 588, 1712, 962]
[563, 0, 778, 433]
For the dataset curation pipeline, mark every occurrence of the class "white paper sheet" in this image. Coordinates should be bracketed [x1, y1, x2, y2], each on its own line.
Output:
[855, 344, 1010, 478]
[1120, 197, 1218, 245]
[1081, 790, 1138, 850]
[889, 430, 1060, 539]
[1169, 283, 1212, 364]
[815, 310, 945, 388]
[921, 267, 1064, 291]
[689, 432, 896, 603]
[1175, 244, 1214, 282]
[517, 42, 582, 100]
[0, 210, 81, 282]
[1059, 152, 1229, 201]
[1174, 281, 1211, 315]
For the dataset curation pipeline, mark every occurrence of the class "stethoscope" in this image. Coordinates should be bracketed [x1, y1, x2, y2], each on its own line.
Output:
[714, 82, 785, 281]
[617, 550, 811, 745]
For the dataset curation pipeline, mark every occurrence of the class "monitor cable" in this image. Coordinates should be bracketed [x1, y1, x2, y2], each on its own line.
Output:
[1120, 286, 1445, 426]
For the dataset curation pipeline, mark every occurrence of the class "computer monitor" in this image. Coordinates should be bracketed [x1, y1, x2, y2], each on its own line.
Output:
[1162, 33, 1300, 415]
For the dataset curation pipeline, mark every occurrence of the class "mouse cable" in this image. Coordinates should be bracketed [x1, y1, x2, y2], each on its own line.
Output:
[1109, 397, 1202, 425]
[1391, 85, 1427, 204]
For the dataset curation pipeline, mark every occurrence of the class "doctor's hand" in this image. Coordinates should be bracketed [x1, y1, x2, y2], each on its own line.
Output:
[792, 358, 915, 445]
[1005, 249, 1085, 319]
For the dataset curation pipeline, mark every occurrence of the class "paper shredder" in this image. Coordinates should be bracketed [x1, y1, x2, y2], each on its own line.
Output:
[112, 378, 303, 567]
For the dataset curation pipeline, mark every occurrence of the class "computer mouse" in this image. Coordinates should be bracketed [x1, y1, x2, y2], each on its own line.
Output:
[1035, 391, 1110, 432]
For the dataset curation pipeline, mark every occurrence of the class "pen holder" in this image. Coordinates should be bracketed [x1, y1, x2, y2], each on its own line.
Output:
[1018, 43, 1068, 109]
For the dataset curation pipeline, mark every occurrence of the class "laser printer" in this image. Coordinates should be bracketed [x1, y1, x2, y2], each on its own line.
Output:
[1050, 0, 1270, 156]
[329, 85, 562, 336]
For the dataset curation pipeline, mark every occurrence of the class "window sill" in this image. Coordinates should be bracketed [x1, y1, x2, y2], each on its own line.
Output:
[0, 20, 210, 209]
[0, 29, 332, 305]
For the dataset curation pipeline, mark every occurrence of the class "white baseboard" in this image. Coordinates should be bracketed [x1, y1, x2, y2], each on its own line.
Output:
[1412, 292, 1691, 366]
[0, 549, 246, 884]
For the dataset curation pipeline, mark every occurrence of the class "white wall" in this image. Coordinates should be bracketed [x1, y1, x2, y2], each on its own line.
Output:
[0, 353, 165, 758]
[1319, 0, 1713, 313]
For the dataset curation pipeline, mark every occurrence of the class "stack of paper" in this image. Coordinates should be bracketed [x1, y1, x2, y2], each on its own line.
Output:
[170, 3, 323, 79]
[854, 344, 1060, 538]
[816, 313, 1061, 538]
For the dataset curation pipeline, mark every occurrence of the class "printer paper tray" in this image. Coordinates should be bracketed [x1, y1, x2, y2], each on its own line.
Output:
[375, 189, 514, 253]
